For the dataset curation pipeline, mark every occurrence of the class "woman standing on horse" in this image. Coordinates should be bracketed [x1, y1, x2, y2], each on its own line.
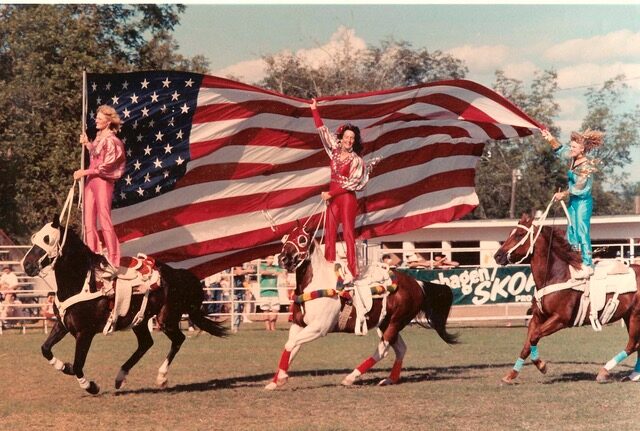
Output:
[310, 99, 377, 280]
[73, 105, 126, 270]
[542, 128, 604, 278]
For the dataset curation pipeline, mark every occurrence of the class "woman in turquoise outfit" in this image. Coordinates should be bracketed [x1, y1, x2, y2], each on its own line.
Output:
[542, 128, 604, 278]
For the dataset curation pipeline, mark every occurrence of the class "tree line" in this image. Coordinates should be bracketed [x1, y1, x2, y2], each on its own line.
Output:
[1, 4, 639, 242]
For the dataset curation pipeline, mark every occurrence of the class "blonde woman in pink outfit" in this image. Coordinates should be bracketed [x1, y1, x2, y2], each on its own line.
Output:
[73, 105, 126, 269]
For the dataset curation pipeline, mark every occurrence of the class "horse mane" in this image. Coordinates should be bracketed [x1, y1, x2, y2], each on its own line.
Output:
[539, 226, 583, 268]
[61, 227, 108, 268]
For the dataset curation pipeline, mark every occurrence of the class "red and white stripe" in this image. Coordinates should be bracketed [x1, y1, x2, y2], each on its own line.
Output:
[114, 77, 541, 278]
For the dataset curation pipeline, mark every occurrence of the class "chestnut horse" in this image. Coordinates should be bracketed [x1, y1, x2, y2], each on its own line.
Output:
[265, 225, 457, 390]
[22, 216, 227, 395]
[494, 213, 640, 383]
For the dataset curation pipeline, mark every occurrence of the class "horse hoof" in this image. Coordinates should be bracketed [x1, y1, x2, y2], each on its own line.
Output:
[265, 381, 278, 391]
[341, 375, 356, 386]
[156, 374, 168, 388]
[378, 378, 397, 386]
[115, 369, 128, 390]
[596, 368, 611, 383]
[87, 381, 100, 395]
[533, 359, 547, 374]
[622, 371, 640, 382]
[62, 363, 74, 375]
[115, 378, 126, 390]
[501, 370, 519, 385]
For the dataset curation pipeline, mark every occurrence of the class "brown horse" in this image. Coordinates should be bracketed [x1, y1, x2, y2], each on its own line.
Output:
[265, 224, 457, 390]
[494, 213, 640, 383]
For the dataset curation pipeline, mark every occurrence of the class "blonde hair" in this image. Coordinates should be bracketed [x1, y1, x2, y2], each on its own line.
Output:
[97, 105, 122, 132]
[570, 129, 604, 153]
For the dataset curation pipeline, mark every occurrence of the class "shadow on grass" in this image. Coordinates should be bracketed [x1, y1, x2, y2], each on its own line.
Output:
[112, 360, 635, 395]
[111, 362, 509, 395]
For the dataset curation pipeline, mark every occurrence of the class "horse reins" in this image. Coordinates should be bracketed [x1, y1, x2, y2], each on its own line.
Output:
[282, 199, 327, 269]
[505, 196, 556, 265]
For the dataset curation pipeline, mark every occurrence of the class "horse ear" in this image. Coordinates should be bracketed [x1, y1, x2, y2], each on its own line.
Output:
[520, 213, 531, 224]
[51, 214, 60, 229]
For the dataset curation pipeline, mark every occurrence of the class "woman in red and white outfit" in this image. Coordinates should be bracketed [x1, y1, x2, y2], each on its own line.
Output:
[310, 99, 377, 279]
[73, 105, 126, 269]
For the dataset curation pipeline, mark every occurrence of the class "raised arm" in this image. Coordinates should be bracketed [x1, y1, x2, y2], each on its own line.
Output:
[310, 99, 338, 156]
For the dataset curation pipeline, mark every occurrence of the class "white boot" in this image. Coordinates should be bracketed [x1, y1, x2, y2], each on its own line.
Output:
[574, 264, 594, 280]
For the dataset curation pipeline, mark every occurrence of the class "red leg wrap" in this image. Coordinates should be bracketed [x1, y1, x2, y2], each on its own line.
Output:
[356, 357, 377, 374]
[278, 349, 291, 372]
[389, 359, 403, 382]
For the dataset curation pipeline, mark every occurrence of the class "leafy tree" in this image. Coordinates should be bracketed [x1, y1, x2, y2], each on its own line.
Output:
[580, 76, 640, 215]
[259, 36, 467, 98]
[0, 4, 202, 241]
[474, 70, 563, 219]
[475, 72, 639, 219]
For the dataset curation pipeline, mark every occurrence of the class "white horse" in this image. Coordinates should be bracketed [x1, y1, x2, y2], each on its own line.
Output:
[265, 224, 457, 390]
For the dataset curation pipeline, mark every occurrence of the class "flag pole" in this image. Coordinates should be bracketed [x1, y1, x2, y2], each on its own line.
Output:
[79, 69, 87, 239]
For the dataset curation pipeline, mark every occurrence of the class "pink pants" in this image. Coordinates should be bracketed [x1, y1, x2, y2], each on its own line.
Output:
[84, 176, 120, 267]
[325, 192, 358, 278]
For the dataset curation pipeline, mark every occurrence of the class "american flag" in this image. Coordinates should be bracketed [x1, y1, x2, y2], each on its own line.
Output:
[85, 71, 542, 279]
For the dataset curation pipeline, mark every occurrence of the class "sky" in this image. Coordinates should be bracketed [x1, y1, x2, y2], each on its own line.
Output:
[173, 1, 640, 180]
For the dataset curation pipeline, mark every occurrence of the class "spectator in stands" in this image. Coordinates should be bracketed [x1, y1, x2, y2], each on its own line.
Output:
[381, 254, 396, 268]
[405, 253, 432, 268]
[41, 292, 56, 320]
[405, 253, 459, 269]
[259, 255, 283, 331]
[433, 253, 460, 269]
[1, 292, 23, 328]
[0, 266, 19, 296]
[208, 274, 223, 315]
[231, 266, 250, 333]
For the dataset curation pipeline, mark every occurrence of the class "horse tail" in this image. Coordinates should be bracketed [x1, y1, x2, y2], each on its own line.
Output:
[188, 307, 228, 338]
[159, 263, 228, 338]
[420, 281, 458, 345]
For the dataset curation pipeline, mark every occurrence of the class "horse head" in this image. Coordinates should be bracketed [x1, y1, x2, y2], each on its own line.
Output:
[22, 215, 62, 277]
[279, 223, 313, 272]
[494, 213, 537, 265]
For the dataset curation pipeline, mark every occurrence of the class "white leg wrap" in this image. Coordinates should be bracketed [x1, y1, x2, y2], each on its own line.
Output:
[49, 357, 64, 371]
[158, 358, 170, 375]
[604, 358, 618, 371]
[348, 369, 362, 379]
[77, 377, 90, 390]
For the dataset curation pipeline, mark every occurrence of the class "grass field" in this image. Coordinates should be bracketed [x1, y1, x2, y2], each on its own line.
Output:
[1, 323, 639, 431]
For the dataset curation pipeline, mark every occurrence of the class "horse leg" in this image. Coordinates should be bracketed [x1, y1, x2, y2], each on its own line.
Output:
[115, 320, 154, 390]
[156, 321, 186, 388]
[41, 320, 74, 376]
[378, 333, 407, 386]
[503, 314, 565, 384]
[342, 321, 402, 386]
[598, 313, 640, 383]
[264, 323, 324, 390]
[73, 331, 100, 395]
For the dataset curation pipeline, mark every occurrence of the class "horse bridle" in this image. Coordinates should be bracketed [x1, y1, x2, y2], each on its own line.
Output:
[22, 182, 76, 277]
[280, 200, 327, 269]
[504, 223, 539, 265]
[504, 197, 556, 265]
[281, 229, 312, 269]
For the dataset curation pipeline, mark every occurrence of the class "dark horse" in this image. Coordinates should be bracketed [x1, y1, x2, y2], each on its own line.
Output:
[265, 225, 457, 390]
[22, 216, 226, 395]
[494, 213, 640, 383]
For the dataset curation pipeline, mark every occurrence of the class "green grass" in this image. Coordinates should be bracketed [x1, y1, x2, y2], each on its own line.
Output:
[1, 323, 639, 430]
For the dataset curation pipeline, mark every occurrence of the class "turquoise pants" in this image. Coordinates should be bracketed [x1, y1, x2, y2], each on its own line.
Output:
[567, 196, 593, 267]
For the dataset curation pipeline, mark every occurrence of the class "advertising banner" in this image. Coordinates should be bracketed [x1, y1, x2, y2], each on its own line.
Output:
[403, 266, 534, 306]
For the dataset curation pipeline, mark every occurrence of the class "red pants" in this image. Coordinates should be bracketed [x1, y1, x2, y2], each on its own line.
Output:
[325, 192, 358, 277]
[84, 176, 120, 267]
